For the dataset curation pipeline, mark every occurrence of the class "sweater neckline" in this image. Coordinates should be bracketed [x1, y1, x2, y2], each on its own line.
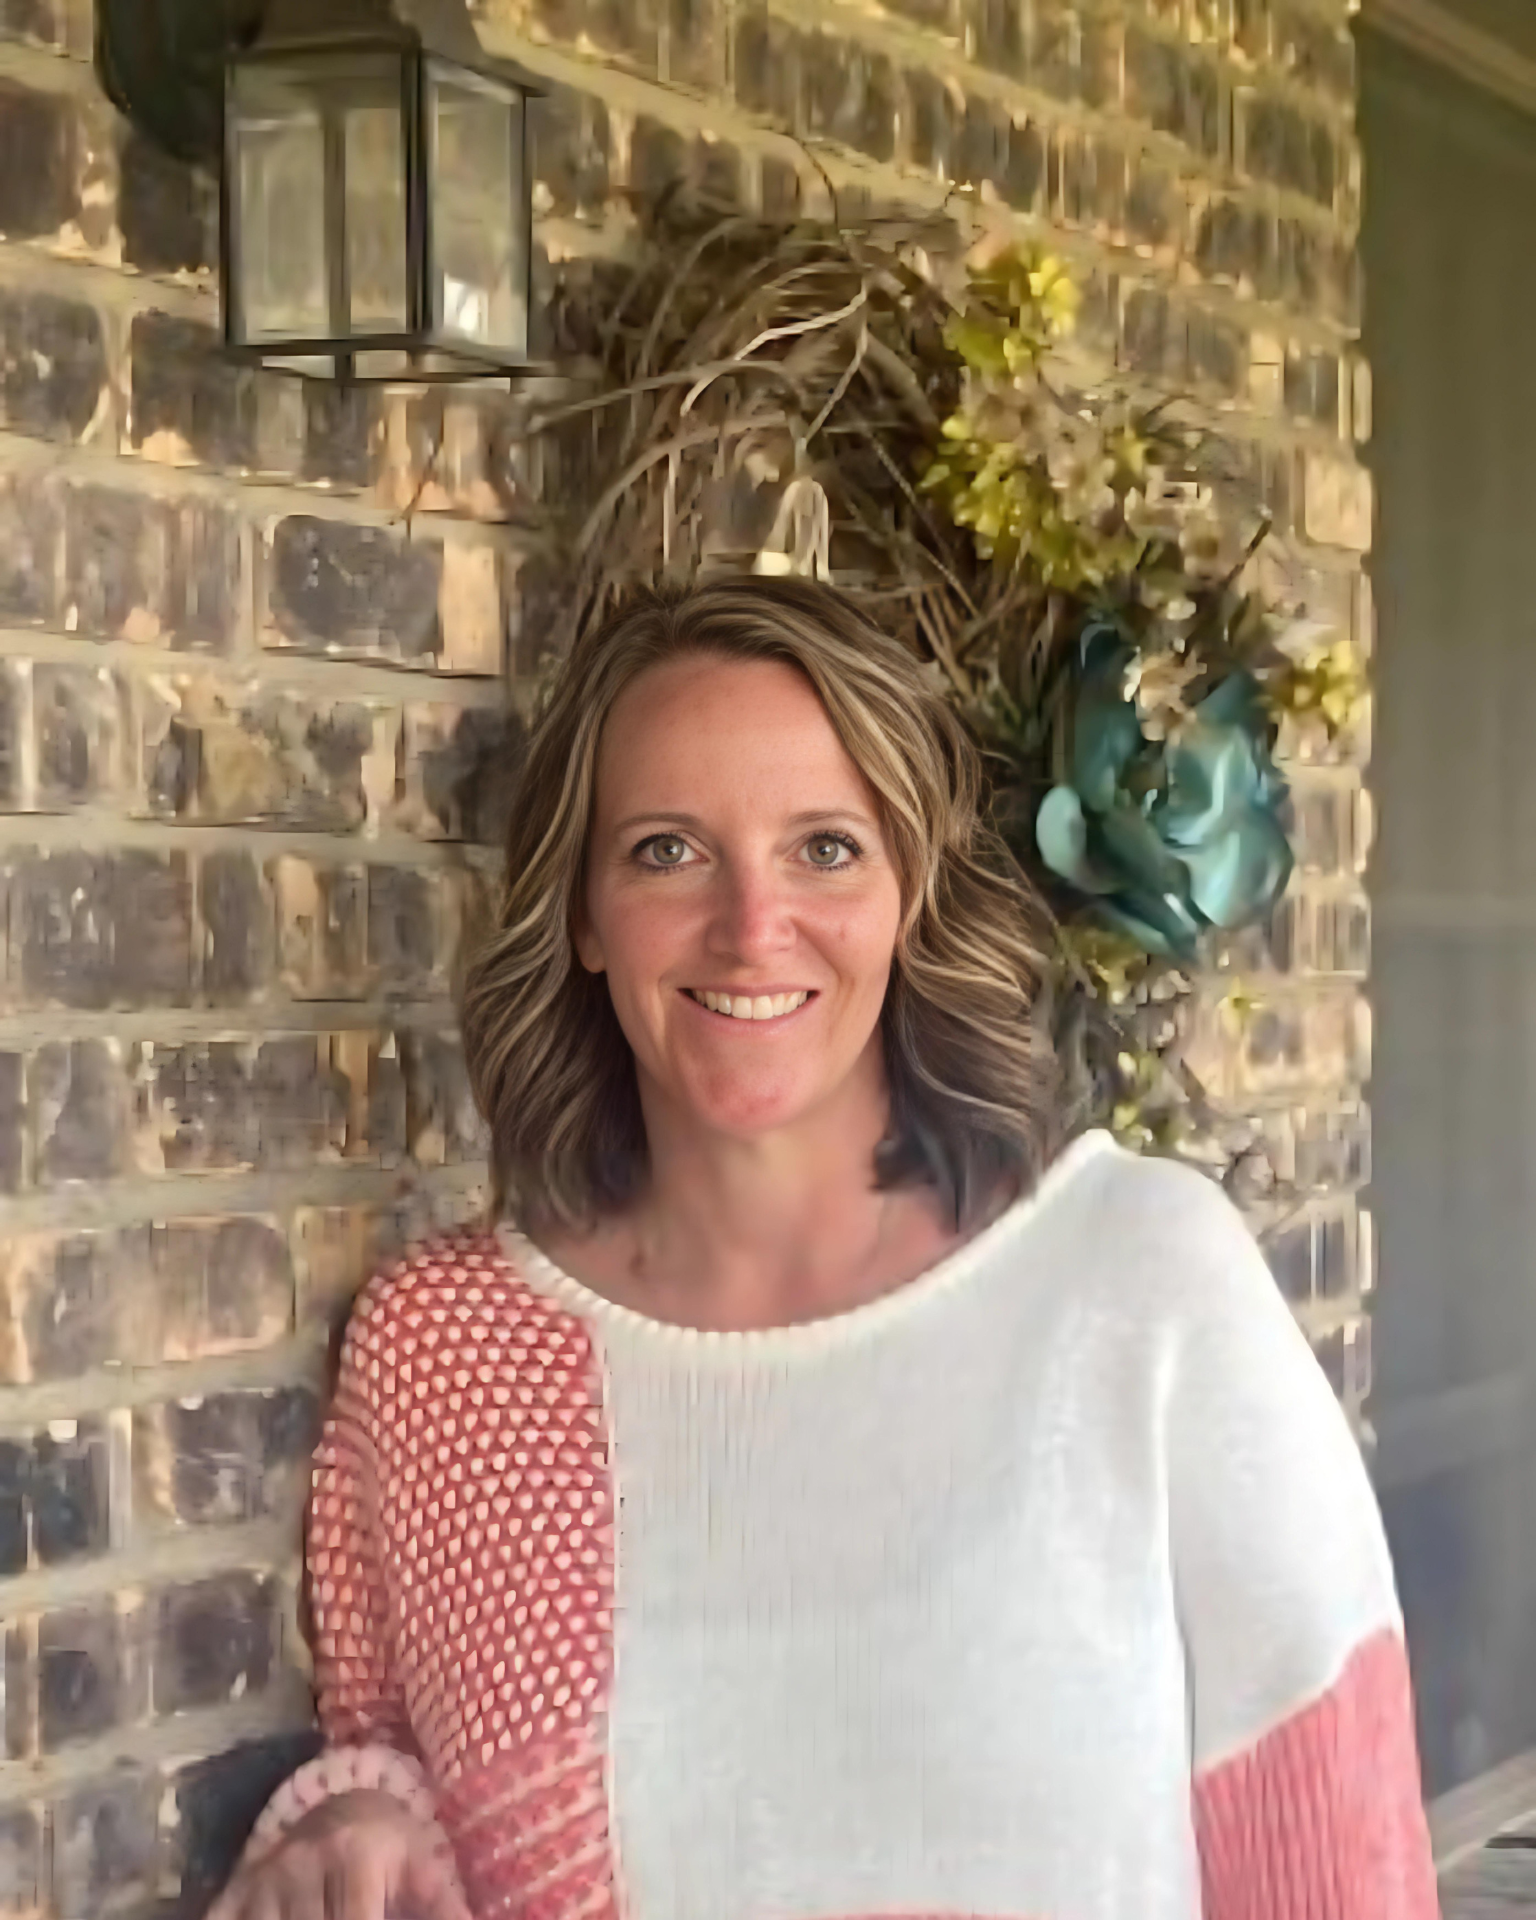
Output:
[498, 1128, 1115, 1355]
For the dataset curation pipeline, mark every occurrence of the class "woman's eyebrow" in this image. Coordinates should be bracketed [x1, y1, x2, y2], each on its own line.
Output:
[611, 807, 879, 834]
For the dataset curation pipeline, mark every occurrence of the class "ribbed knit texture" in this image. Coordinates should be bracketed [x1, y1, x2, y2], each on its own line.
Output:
[246, 1133, 1438, 1919]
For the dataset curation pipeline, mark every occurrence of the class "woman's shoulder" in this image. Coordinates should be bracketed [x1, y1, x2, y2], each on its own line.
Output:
[343, 1225, 540, 1348]
[1029, 1130, 1289, 1342]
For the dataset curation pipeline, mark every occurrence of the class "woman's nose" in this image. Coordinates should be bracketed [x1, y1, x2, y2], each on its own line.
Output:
[708, 861, 795, 960]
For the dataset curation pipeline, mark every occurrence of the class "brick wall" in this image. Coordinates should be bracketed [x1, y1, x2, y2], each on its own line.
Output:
[0, 0, 1371, 1912]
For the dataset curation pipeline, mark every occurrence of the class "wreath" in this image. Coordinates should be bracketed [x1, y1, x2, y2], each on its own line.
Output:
[526, 193, 1367, 1186]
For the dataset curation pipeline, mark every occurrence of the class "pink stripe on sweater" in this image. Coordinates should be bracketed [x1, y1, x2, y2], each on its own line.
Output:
[1193, 1628, 1439, 1920]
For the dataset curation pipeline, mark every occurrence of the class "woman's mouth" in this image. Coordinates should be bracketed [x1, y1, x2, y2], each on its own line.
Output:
[686, 989, 814, 1021]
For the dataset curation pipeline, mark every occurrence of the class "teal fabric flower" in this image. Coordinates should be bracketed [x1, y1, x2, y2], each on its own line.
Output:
[1035, 628, 1293, 959]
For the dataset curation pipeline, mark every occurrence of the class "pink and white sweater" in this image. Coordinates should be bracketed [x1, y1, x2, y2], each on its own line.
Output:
[246, 1131, 1440, 1919]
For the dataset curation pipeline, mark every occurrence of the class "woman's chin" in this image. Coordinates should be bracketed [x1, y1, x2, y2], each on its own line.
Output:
[672, 1067, 829, 1141]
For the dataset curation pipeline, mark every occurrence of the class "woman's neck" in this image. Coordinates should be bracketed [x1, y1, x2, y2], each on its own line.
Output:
[534, 1065, 968, 1333]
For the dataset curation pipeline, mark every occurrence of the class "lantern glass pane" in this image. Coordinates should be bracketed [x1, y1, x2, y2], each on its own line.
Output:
[229, 62, 329, 342]
[427, 63, 526, 357]
[344, 84, 409, 335]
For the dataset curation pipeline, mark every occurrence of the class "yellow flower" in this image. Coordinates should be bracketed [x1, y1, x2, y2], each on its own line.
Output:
[1273, 635, 1369, 741]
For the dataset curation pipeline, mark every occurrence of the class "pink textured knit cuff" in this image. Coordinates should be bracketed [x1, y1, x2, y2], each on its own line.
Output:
[242, 1743, 453, 1870]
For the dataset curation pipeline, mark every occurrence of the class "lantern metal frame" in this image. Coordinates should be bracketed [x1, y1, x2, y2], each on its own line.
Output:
[97, 0, 543, 385]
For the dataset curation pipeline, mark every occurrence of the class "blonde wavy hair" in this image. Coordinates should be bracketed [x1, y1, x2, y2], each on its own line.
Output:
[461, 577, 1061, 1232]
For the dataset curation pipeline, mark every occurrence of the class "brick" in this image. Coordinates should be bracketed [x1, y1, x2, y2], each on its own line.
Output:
[0, 0, 68, 42]
[1238, 89, 1335, 204]
[956, 97, 1010, 197]
[62, 484, 242, 649]
[1184, 311, 1247, 399]
[1193, 193, 1264, 289]
[803, 38, 899, 162]
[137, 1384, 317, 1529]
[13, 851, 193, 1009]
[1294, 1104, 1370, 1192]
[53, 1772, 161, 1918]
[0, 81, 75, 242]
[29, 1420, 111, 1567]
[134, 1037, 351, 1173]
[272, 857, 368, 999]
[967, 0, 1023, 75]
[1124, 28, 1224, 156]
[905, 70, 957, 176]
[38, 1600, 139, 1751]
[32, 665, 128, 808]
[393, 703, 523, 844]
[1284, 346, 1341, 430]
[369, 865, 443, 997]
[401, 1031, 485, 1165]
[295, 385, 371, 499]
[0, 1052, 21, 1193]
[628, 117, 690, 202]
[734, 9, 801, 123]
[530, 0, 659, 72]
[0, 471, 61, 624]
[530, 85, 612, 220]
[152, 1216, 294, 1353]
[0, 1228, 150, 1381]
[128, 312, 259, 472]
[1028, 1, 1082, 101]
[1120, 286, 1174, 377]
[1125, 157, 1180, 251]
[0, 1444, 25, 1574]
[1304, 454, 1372, 551]
[167, 1733, 323, 1915]
[146, 681, 395, 831]
[117, 129, 216, 278]
[1059, 132, 1128, 235]
[0, 666, 16, 808]
[1274, 0, 1354, 104]
[153, 1572, 276, 1714]
[293, 1204, 390, 1330]
[29, 1041, 133, 1186]
[198, 849, 273, 1002]
[264, 515, 441, 662]
[3, 1626, 32, 1759]
[0, 288, 109, 445]
[1081, 12, 1124, 109]
[0, 1804, 41, 1912]
[663, 0, 724, 88]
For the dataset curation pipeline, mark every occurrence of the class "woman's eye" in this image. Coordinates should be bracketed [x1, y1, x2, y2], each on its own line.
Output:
[805, 834, 857, 868]
[641, 835, 690, 867]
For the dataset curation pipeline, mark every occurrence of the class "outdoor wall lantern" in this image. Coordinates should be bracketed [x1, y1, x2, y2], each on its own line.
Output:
[97, 0, 541, 382]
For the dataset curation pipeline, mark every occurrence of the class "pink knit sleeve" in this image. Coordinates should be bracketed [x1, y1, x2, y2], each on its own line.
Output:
[1159, 1167, 1439, 1918]
[233, 1277, 462, 1889]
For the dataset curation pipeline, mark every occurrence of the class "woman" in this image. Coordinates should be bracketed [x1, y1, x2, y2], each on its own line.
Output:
[212, 578, 1439, 1920]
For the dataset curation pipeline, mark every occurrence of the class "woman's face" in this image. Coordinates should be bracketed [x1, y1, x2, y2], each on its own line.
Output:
[577, 653, 904, 1143]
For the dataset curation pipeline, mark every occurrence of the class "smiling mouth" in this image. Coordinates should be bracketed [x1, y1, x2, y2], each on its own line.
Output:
[686, 989, 814, 1021]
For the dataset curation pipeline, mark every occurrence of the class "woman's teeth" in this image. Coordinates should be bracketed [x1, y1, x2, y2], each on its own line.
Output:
[689, 990, 811, 1020]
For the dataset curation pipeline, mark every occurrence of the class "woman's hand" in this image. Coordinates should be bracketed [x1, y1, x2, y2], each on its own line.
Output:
[207, 1788, 472, 1920]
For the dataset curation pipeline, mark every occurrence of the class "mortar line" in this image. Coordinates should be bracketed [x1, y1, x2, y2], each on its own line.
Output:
[0, 234, 215, 323]
[0, 1000, 465, 1048]
[0, 626, 514, 705]
[0, 1159, 484, 1237]
[0, 1678, 317, 1804]
[0, 430, 533, 546]
[0, 808, 502, 865]
[0, 1518, 305, 1619]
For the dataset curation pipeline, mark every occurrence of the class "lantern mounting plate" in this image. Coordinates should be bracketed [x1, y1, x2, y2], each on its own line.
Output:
[95, 0, 533, 166]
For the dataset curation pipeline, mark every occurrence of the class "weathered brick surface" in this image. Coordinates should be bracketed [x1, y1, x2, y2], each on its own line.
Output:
[0, 0, 1369, 1902]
